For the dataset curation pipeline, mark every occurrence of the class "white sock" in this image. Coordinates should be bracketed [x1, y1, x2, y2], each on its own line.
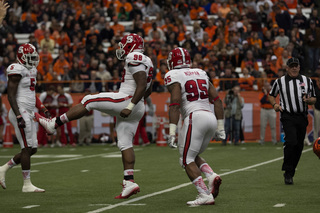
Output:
[124, 169, 134, 180]
[22, 170, 31, 180]
[1, 159, 16, 171]
[199, 163, 214, 178]
[192, 176, 209, 195]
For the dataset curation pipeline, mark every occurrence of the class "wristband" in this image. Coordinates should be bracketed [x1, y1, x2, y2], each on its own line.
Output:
[217, 119, 224, 130]
[272, 103, 277, 107]
[125, 102, 136, 110]
[169, 103, 180, 107]
[17, 115, 22, 119]
[169, 123, 177, 136]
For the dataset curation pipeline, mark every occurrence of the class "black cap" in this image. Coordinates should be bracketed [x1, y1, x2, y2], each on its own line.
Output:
[287, 57, 299, 67]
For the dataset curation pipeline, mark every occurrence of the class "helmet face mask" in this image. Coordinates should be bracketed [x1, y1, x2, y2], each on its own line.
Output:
[17, 43, 39, 69]
[116, 33, 144, 60]
[167, 47, 191, 70]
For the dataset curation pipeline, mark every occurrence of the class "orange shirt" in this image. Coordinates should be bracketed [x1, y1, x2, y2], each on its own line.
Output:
[21, 13, 37, 22]
[57, 34, 71, 47]
[155, 71, 168, 85]
[238, 75, 255, 91]
[273, 46, 284, 59]
[259, 92, 273, 109]
[111, 24, 125, 36]
[117, 2, 132, 13]
[210, 3, 220, 14]
[205, 25, 217, 39]
[190, 7, 207, 20]
[250, 38, 262, 49]
[53, 60, 70, 76]
[240, 61, 259, 71]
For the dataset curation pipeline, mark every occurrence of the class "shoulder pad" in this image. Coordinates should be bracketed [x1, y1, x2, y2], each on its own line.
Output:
[164, 70, 181, 86]
[126, 52, 146, 66]
[6, 63, 25, 76]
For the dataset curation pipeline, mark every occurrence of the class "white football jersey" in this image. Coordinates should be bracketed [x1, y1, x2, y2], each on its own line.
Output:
[164, 68, 212, 119]
[6, 63, 37, 111]
[119, 52, 153, 97]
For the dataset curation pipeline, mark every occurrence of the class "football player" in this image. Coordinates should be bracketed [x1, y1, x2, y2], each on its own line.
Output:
[164, 47, 225, 205]
[0, 43, 51, 192]
[35, 33, 154, 199]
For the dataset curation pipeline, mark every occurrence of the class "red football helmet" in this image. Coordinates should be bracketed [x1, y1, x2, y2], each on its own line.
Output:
[167, 47, 191, 70]
[116, 33, 144, 60]
[313, 137, 320, 159]
[16, 43, 39, 69]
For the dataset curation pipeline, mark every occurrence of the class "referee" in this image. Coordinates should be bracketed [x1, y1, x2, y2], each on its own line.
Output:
[268, 58, 316, 185]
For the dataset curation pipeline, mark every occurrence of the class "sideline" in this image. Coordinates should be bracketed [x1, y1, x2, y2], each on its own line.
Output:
[87, 148, 313, 213]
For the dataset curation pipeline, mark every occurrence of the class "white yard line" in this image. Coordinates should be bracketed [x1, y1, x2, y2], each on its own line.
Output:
[87, 148, 312, 213]
[11, 152, 120, 169]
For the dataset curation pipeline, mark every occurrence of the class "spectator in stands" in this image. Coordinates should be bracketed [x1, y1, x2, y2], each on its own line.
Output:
[178, 5, 191, 26]
[100, 21, 114, 42]
[231, 47, 244, 68]
[148, 21, 166, 42]
[95, 16, 106, 32]
[70, 73, 84, 93]
[275, 28, 289, 48]
[219, 66, 237, 91]
[144, 0, 161, 16]
[53, 50, 70, 77]
[34, 23, 46, 44]
[304, 20, 320, 73]
[153, 63, 167, 92]
[272, 40, 284, 59]
[88, 70, 102, 93]
[4, 32, 18, 51]
[118, 6, 129, 21]
[238, 67, 255, 91]
[129, 3, 143, 21]
[274, 5, 291, 32]
[40, 31, 55, 54]
[79, 62, 91, 90]
[182, 31, 196, 50]
[269, 55, 280, 74]
[190, 1, 207, 20]
[96, 63, 112, 91]
[308, 8, 320, 27]
[74, 45, 90, 65]
[241, 50, 259, 71]
[218, 1, 230, 19]
[292, 6, 308, 29]
[21, 12, 38, 33]
[111, 17, 125, 37]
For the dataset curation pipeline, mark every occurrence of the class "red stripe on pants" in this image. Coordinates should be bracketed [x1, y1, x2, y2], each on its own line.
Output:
[183, 113, 193, 166]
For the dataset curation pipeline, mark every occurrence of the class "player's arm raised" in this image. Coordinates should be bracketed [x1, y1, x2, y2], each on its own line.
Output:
[167, 82, 181, 148]
[7, 74, 26, 128]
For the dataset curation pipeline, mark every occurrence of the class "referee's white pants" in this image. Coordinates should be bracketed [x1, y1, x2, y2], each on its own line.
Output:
[260, 108, 277, 143]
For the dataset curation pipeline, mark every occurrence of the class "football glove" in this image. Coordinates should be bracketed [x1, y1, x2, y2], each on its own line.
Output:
[167, 135, 177, 148]
[17, 115, 26, 128]
[215, 119, 226, 140]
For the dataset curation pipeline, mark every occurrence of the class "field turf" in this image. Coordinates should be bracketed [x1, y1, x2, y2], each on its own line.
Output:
[0, 142, 319, 213]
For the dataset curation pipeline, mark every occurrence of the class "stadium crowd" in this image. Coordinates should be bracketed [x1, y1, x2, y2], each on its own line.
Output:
[0, 0, 319, 94]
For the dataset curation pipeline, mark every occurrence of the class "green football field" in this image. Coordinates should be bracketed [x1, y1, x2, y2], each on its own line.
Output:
[0, 142, 319, 213]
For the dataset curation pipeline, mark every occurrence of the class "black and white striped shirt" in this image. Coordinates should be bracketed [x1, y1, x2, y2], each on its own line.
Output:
[269, 74, 316, 114]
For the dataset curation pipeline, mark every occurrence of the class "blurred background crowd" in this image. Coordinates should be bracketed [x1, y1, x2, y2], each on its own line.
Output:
[0, 0, 319, 94]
